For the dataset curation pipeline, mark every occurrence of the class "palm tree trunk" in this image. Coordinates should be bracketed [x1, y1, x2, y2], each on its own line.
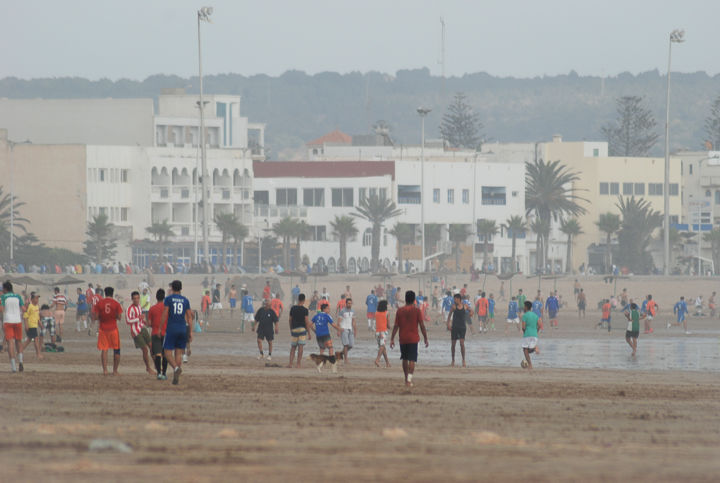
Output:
[605, 233, 611, 274]
[371, 224, 381, 272]
[511, 235, 517, 273]
[222, 240, 228, 268]
[295, 236, 302, 270]
[454, 241, 460, 271]
[339, 237, 347, 273]
[535, 235, 542, 273]
[565, 234, 572, 274]
[543, 232, 551, 273]
[397, 242, 404, 274]
[283, 236, 290, 268]
[483, 242, 489, 270]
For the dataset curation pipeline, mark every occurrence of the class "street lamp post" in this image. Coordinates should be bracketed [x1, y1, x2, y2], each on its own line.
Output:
[417, 107, 431, 272]
[663, 28, 685, 275]
[197, 6, 213, 266]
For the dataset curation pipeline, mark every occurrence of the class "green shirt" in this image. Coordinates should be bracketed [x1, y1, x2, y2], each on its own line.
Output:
[629, 309, 640, 333]
[518, 294, 526, 309]
[522, 311, 538, 338]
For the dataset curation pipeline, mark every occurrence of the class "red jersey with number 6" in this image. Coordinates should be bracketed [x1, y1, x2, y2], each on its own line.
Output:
[94, 297, 123, 332]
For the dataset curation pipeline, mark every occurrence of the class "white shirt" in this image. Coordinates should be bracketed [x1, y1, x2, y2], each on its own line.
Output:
[338, 308, 354, 330]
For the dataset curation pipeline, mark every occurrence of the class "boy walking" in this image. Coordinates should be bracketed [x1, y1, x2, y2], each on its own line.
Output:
[390, 291, 429, 387]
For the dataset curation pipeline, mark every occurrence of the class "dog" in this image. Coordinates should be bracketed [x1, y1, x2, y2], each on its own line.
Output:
[309, 352, 344, 373]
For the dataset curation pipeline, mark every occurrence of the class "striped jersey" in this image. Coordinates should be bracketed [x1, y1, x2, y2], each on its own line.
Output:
[52, 294, 68, 308]
[125, 304, 145, 337]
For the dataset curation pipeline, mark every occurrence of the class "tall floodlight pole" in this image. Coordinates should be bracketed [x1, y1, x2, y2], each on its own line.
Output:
[417, 107, 431, 271]
[663, 28, 685, 275]
[198, 6, 213, 265]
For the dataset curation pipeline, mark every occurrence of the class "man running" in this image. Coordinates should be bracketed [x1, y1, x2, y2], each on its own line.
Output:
[310, 303, 339, 357]
[75, 287, 89, 333]
[390, 291, 429, 387]
[161, 280, 193, 385]
[475, 292, 489, 333]
[288, 293, 311, 368]
[1, 281, 25, 372]
[228, 284, 238, 317]
[521, 300, 540, 370]
[671, 296, 690, 334]
[505, 296, 520, 335]
[365, 289, 378, 332]
[254, 298, 278, 361]
[338, 298, 356, 363]
[545, 291, 560, 329]
[94, 286, 123, 376]
[270, 293, 284, 320]
[148, 288, 168, 380]
[644, 295, 658, 334]
[126, 291, 155, 376]
[447, 293, 469, 367]
[241, 289, 254, 333]
[50, 287, 68, 342]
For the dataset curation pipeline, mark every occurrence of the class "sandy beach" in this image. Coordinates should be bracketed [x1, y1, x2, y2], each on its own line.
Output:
[2, 273, 720, 481]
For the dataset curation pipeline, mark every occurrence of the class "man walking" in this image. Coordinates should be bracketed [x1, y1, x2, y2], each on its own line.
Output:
[365, 289, 378, 332]
[126, 290, 155, 376]
[93, 287, 123, 376]
[288, 293, 311, 368]
[447, 293, 469, 367]
[338, 298, 357, 364]
[1, 281, 25, 372]
[254, 298, 278, 360]
[390, 291, 429, 387]
[161, 280, 193, 385]
[148, 288, 168, 380]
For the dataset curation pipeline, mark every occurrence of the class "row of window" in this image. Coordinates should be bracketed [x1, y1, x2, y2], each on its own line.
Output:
[433, 188, 470, 204]
[88, 168, 129, 184]
[599, 182, 679, 196]
[89, 206, 128, 222]
[256, 187, 389, 208]
[401, 186, 508, 205]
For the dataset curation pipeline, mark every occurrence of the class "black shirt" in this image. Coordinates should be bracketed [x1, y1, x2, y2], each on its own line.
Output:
[289, 305, 309, 330]
[255, 307, 278, 328]
[212, 288, 221, 303]
[451, 304, 467, 329]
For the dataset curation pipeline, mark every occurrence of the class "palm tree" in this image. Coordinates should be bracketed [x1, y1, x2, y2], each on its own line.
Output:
[505, 215, 526, 273]
[596, 212, 621, 274]
[424, 223, 442, 260]
[560, 218, 583, 274]
[231, 222, 249, 268]
[525, 159, 587, 270]
[448, 224, 470, 271]
[352, 194, 402, 271]
[704, 229, 720, 275]
[388, 222, 414, 273]
[146, 219, 175, 260]
[272, 216, 299, 269]
[616, 196, 662, 274]
[0, 187, 31, 262]
[84, 213, 117, 265]
[293, 220, 310, 270]
[476, 219, 498, 270]
[214, 213, 239, 267]
[530, 217, 550, 273]
[330, 215, 358, 272]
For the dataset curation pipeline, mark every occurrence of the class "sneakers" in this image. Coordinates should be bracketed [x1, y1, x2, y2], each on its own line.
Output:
[257, 353, 264, 360]
[157, 374, 167, 381]
[182, 354, 188, 363]
[667, 323, 672, 329]
[172, 367, 182, 385]
[266, 355, 272, 361]
[18, 362, 23, 372]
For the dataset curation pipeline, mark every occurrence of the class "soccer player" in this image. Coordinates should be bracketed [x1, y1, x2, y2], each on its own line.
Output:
[161, 280, 193, 385]
[577, 288, 587, 319]
[597, 298, 612, 332]
[88, 286, 102, 336]
[148, 288, 168, 380]
[374, 300, 391, 368]
[644, 295, 658, 334]
[241, 289, 254, 333]
[488, 293, 496, 331]
[440, 291, 453, 326]
[545, 291, 559, 329]
[521, 300, 540, 370]
[254, 298, 278, 360]
[390, 291, 429, 387]
[517, 289, 526, 313]
[671, 296, 690, 334]
[1, 281, 25, 372]
[531, 295, 544, 332]
[624, 302, 644, 357]
[338, 298, 356, 363]
[126, 291, 155, 376]
[75, 287, 89, 333]
[334, 294, 347, 317]
[21, 292, 43, 360]
[50, 287, 68, 342]
[270, 293, 284, 320]
[505, 296, 520, 335]
[94, 286, 123, 376]
[211, 284, 222, 311]
[365, 289, 378, 331]
[228, 284, 238, 317]
[263, 281, 272, 301]
[288, 293, 311, 368]
[447, 293, 469, 367]
[310, 303, 339, 357]
[475, 292, 489, 333]
[201, 290, 211, 327]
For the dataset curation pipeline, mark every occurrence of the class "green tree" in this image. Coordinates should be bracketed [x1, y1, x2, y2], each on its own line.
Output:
[293, 220, 310, 270]
[231, 221, 249, 268]
[704, 93, 720, 149]
[616, 196, 663, 274]
[525, 159, 586, 270]
[439, 92, 483, 149]
[213, 213, 239, 267]
[703, 229, 720, 275]
[529, 217, 549, 273]
[505, 215, 526, 273]
[476, 219, 498, 270]
[560, 218, 583, 274]
[0, 186, 32, 262]
[601, 95, 659, 156]
[448, 224, 471, 271]
[352, 194, 402, 271]
[388, 222, 414, 273]
[272, 216, 299, 269]
[84, 213, 117, 264]
[596, 213, 621, 274]
[329, 215, 358, 273]
[146, 219, 175, 260]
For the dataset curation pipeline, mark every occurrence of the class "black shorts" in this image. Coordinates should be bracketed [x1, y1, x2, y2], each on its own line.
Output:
[26, 328, 38, 340]
[257, 323, 274, 341]
[626, 330, 639, 339]
[451, 326, 466, 341]
[151, 334, 164, 355]
[316, 334, 332, 349]
[400, 343, 418, 362]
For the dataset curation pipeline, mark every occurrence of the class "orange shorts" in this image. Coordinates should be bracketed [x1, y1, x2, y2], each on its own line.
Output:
[3, 323, 22, 341]
[97, 329, 120, 351]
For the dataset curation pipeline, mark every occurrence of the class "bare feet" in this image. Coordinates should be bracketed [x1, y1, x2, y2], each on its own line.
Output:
[112, 371, 119, 376]
[147, 369, 157, 376]
[296, 363, 301, 368]
[462, 361, 467, 368]
[450, 361, 455, 367]
[405, 381, 414, 387]
[374, 360, 380, 367]
[286, 364, 293, 368]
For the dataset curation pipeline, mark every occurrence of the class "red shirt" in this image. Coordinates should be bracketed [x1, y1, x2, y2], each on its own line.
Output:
[94, 297, 123, 332]
[147, 302, 166, 336]
[602, 303, 611, 319]
[476, 298, 489, 316]
[86, 288, 95, 305]
[394, 305, 423, 344]
[263, 286, 271, 300]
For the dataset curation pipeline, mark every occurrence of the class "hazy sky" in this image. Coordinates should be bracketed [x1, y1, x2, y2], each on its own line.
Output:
[3, 0, 720, 80]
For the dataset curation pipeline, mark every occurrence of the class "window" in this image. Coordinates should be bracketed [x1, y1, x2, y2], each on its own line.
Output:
[121, 169, 129, 183]
[276, 188, 297, 206]
[716, 191, 720, 205]
[447, 189, 455, 204]
[331, 188, 354, 207]
[610, 183, 619, 195]
[481, 186, 506, 205]
[120, 208, 128, 222]
[379, 188, 387, 200]
[303, 188, 324, 207]
[309, 225, 326, 241]
[599, 182, 609, 195]
[462, 189, 470, 204]
[622, 183, 633, 195]
[669, 183, 679, 196]
[99, 207, 107, 215]
[649, 183, 663, 196]
[433, 189, 440, 203]
[370, 188, 377, 198]
[181, 226, 190, 236]
[99, 169, 106, 182]
[398, 185, 421, 204]
[254, 190, 269, 205]
[362, 228, 373, 246]
[222, 189, 231, 200]
[670, 215, 679, 225]
[689, 164, 693, 175]
[181, 189, 190, 199]
[359, 188, 367, 202]
[634, 183, 645, 195]
[593, 148, 599, 157]
[160, 188, 169, 199]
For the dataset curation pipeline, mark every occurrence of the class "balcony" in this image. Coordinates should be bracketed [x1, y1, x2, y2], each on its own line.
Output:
[700, 176, 720, 187]
[254, 204, 307, 219]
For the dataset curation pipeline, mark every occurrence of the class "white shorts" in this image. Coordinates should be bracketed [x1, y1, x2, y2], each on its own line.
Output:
[521, 337, 538, 350]
[646, 314, 653, 321]
[507, 317, 519, 324]
[243, 312, 254, 322]
[375, 331, 387, 348]
[211, 303, 223, 310]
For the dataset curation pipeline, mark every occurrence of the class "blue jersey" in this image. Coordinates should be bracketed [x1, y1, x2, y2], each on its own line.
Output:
[673, 300, 687, 316]
[312, 312, 334, 337]
[545, 296, 559, 313]
[164, 294, 191, 333]
[291, 286, 300, 298]
[76, 294, 88, 311]
[441, 296, 453, 312]
[488, 299, 495, 314]
[640, 299, 648, 314]
[242, 295, 254, 313]
[532, 300, 543, 316]
[507, 301, 519, 319]
[366, 294, 378, 313]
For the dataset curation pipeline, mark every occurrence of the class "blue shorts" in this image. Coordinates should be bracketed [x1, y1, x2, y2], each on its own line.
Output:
[229, 298, 237, 308]
[163, 330, 188, 350]
[548, 310, 557, 319]
[677, 313, 685, 323]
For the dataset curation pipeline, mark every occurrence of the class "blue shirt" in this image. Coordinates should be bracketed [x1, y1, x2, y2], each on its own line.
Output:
[366, 294, 378, 313]
[292, 286, 300, 297]
[532, 300, 543, 316]
[674, 300, 688, 316]
[242, 295, 254, 313]
[164, 294, 191, 333]
[77, 294, 88, 311]
[640, 299, 648, 314]
[507, 301, 519, 319]
[545, 296, 559, 313]
[441, 296, 453, 311]
[488, 298, 495, 314]
[312, 312, 334, 337]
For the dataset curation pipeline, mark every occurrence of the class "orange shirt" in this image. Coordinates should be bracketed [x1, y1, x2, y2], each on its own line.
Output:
[270, 298, 284, 317]
[375, 311, 388, 332]
[336, 299, 346, 311]
[646, 300, 657, 316]
[476, 298, 489, 316]
[601, 303, 611, 319]
[201, 295, 211, 312]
